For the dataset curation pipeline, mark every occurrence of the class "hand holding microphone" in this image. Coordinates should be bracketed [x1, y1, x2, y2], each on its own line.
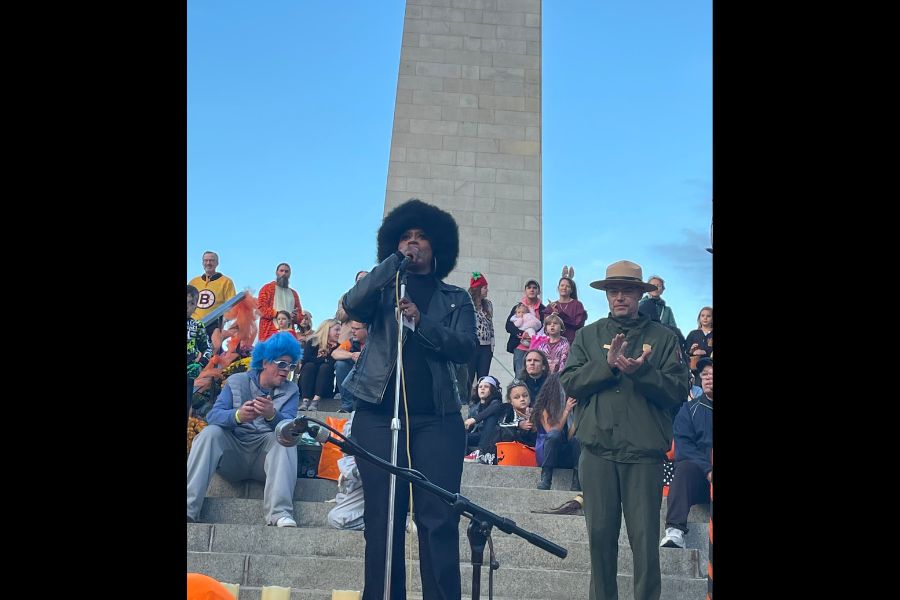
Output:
[275, 415, 331, 447]
[399, 245, 420, 272]
[398, 297, 420, 325]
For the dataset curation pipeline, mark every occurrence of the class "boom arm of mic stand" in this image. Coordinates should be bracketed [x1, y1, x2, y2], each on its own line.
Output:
[315, 424, 568, 560]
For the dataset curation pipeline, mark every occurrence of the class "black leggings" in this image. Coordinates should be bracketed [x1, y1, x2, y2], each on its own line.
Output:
[466, 344, 493, 389]
[299, 361, 335, 399]
[352, 408, 465, 600]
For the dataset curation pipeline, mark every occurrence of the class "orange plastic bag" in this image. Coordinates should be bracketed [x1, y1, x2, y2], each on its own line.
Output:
[496, 441, 537, 467]
[316, 416, 348, 481]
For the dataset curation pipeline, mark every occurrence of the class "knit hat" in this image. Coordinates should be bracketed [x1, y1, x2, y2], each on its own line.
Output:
[470, 272, 488, 289]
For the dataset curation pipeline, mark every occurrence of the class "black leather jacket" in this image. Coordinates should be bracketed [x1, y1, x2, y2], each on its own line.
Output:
[340, 251, 476, 415]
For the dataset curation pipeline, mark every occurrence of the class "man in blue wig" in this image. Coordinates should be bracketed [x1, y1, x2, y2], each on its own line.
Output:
[187, 332, 302, 527]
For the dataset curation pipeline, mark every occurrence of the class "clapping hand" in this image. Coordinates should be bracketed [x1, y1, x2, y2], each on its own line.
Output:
[607, 333, 652, 374]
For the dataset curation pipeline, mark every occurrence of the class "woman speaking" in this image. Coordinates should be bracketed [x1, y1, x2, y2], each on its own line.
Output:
[341, 199, 476, 600]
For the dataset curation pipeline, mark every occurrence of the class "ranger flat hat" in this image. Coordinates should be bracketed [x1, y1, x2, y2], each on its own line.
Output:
[589, 260, 659, 293]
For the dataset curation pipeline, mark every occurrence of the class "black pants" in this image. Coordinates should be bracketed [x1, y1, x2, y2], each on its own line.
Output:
[665, 460, 710, 533]
[466, 344, 493, 388]
[352, 408, 465, 600]
[299, 361, 335, 399]
[465, 414, 499, 454]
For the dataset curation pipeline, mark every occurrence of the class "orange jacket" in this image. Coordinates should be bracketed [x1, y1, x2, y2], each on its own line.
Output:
[257, 281, 302, 342]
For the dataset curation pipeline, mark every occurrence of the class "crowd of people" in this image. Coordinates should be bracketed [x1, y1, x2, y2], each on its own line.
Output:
[186, 199, 713, 600]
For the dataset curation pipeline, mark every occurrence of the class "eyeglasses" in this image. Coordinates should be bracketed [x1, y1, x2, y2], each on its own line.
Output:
[606, 288, 641, 297]
[272, 360, 298, 370]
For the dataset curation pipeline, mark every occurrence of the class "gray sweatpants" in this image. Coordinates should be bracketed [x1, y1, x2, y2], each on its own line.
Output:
[186, 424, 298, 524]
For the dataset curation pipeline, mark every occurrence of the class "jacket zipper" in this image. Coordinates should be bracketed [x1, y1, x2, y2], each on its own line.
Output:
[378, 332, 408, 403]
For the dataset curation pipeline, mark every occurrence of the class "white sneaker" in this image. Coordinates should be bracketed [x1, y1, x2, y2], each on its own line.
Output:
[464, 450, 481, 463]
[659, 527, 685, 548]
[276, 516, 297, 528]
[478, 452, 495, 465]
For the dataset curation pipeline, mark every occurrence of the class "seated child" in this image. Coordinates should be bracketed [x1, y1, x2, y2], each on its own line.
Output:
[463, 375, 504, 463]
[476, 379, 537, 465]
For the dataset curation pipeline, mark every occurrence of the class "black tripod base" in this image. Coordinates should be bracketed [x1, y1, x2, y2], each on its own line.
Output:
[467, 519, 497, 600]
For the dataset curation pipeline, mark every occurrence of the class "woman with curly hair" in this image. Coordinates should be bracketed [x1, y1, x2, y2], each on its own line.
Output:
[531, 373, 581, 491]
[340, 199, 476, 600]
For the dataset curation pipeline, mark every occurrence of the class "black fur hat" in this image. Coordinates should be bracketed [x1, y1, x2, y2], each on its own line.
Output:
[377, 199, 459, 280]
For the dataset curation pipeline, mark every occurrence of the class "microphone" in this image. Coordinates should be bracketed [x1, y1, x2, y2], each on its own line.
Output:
[275, 416, 331, 447]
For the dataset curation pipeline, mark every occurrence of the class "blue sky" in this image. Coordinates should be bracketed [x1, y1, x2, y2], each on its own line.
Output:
[188, 0, 711, 335]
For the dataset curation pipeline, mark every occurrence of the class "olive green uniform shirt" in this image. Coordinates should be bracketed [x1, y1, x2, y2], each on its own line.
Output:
[560, 312, 688, 464]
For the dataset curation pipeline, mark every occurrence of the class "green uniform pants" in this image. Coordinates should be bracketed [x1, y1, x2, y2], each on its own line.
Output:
[580, 446, 663, 600]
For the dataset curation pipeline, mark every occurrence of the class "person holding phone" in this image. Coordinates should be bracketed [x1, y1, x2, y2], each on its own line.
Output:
[186, 331, 302, 528]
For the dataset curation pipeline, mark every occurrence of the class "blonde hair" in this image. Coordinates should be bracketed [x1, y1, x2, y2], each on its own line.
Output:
[311, 318, 341, 349]
[543, 313, 565, 332]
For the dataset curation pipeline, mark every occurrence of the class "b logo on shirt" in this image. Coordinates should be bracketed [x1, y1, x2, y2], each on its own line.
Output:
[197, 290, 216, 310]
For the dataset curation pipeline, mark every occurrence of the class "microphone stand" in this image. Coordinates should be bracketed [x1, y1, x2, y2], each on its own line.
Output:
[306, 417, 568, 600]
[384, 268, 406, 600]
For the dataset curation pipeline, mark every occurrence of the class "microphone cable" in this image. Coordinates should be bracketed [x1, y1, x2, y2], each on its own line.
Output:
[394, 268, 419, 585]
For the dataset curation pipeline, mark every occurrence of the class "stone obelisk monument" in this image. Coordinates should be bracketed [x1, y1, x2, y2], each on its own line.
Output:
[384, 0, 542, 381]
